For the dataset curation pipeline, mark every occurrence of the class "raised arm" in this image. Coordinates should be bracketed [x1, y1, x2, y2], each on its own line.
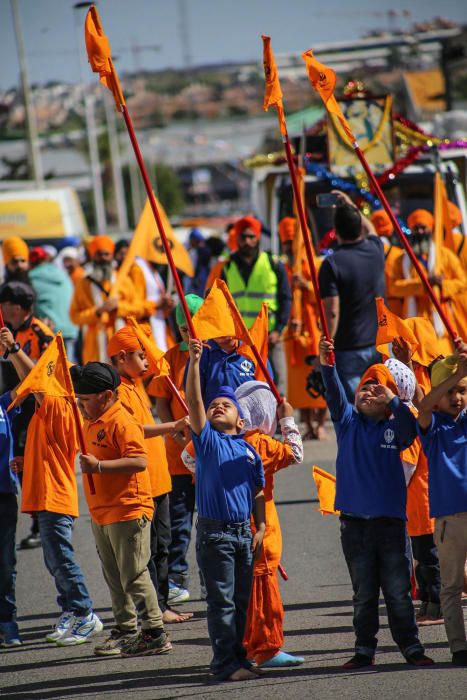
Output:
[186, 338, 206, 435]
[0, 327, 35, 401]
[319, 335, 352, 423]
[418, 350, 467, 431]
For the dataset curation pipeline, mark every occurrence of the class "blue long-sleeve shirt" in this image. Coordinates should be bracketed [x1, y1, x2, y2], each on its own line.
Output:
[322, 364, 417, 519]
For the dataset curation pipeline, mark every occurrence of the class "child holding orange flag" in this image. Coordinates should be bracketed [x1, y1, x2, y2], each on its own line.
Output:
[71, 361, 170, 658]
[107, 325, 192, 624]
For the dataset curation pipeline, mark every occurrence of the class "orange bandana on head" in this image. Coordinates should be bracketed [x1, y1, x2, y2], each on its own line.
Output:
[87, 235, 115, 258]
[407, 209, 434, 231]
[356, 363, 398, 396]
[371, 209, 392, 237]
[278, 217, 296, 243]
[107, 326, 142, 358]
[2, 236, 29, 265]
[447, 201, 462, 228]
[233, 216, 262, 244]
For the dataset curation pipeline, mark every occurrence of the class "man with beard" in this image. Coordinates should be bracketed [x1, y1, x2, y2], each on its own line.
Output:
[1, 237, 30, 284]
[69, 235, 142, 363]
[387, 209, 466, 356]
[215, 216, 292, 395]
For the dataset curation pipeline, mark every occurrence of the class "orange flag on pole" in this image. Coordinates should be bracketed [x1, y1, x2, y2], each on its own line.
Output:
[191, 279, 248, 342]
[84, 6, 125, 109]
[312, 466, 340, 516]
[375, 297, 419, 356]
[113, 196, 194, 296]
[126, 317, 170, 377]
[240, 304, 269, 381]
[261, 35, 287, 136]
[8, 333, 73, 409]
[301, 50, 355, 144]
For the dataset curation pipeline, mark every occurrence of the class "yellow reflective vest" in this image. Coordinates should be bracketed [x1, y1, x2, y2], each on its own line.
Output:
[224, 252, 278, 330]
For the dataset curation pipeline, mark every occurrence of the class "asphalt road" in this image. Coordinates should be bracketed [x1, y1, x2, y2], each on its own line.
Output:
[2, 437, 466, 700]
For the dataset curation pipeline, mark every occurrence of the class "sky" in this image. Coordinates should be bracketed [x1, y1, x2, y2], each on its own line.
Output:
[1, 0, 467, 90]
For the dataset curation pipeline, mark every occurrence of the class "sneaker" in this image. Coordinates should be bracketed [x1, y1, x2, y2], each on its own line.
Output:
[405, 651, 435, 666]
[168, 581, 190, 604]
[45, 611, 75, 642]
[19, 532, 42, 549]
[0, 621, 22, 647]
[56, 612, 103, 646]
[342, 653, 375, 669]
[94, 629, 137, 657]
[120, 630, 172, 657]
[452, 650, 467, 667]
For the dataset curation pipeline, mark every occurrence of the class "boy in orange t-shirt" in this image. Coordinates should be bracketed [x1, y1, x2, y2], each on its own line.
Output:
[71, 361, 170, 658]
[1, 328, 101, 648]
[108, 326, 192, 624]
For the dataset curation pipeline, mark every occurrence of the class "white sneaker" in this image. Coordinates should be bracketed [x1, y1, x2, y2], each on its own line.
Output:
[56, 612, 103, 646]
[45, 612, 75, 643]
[168, 583, 190, 604]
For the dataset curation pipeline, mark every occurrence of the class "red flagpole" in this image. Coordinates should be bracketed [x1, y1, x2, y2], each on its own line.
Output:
[165, 376, 189, 413]
[352, 143, 459, 346]
[119, 104, 197, 339]
[71, 399, 96, 495]
[281, 132, 335, 364]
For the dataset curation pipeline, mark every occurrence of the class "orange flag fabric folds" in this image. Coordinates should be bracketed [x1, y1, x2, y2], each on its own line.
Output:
[9, 333, 73, 409]
[312, 466, 339, 516]
[241, 304, 269, 381]
[192, 279, 248, 342]
[126, 317, 169, 378]
[261, 35, 287, 136]
[84, 6, 125, 108]
[301, 49, 355, 144]
[375, 297, 419, 356]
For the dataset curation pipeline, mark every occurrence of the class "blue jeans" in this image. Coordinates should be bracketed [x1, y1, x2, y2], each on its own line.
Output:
[196, 517, 254, 679]
[38, 511, 92, 617]
[0, 493, 18, 623]
[340, 516, 423, 659]
[168, 475, 196, 587]
[411, 534, 441, 604]
[334, 346, 381, 403]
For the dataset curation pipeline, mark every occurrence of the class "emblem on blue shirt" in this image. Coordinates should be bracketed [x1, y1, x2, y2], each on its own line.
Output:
[384, 428, 395, 444]
[240, 358, 254, 375]
[245, 447, 256, 463]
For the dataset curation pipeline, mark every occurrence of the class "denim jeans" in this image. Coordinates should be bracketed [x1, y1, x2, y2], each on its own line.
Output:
[38, 511, 92, 617]
[148, 494, 172, 612]
[411, 534, 441, 604]
[0, 494, 18, 623]
[168, 475, 196, 587]
[340, 516, 423, 658]
[334, 346, 381, 403]
[196, 517, 254, 679]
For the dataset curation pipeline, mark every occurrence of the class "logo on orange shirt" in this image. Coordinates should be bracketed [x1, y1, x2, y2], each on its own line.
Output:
[97, 428, 106, 442]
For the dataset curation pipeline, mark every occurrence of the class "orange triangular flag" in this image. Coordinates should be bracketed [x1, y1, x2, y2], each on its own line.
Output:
[261, 35, 287, 136]
[240, 304, 269, 381]
[126, 317, 170, 377]
[312, 466, 340, 516]
[375, 297, 419, 356]
[191, 279, 249, 342]
[302, 50, 355, 144]
[113, 196, 194, 295]
[84, 6, 125, 109]
[8, 333, 73, 409]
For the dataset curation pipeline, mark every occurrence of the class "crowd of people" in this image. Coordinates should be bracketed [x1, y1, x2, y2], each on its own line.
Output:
[0, 188, 466, 680]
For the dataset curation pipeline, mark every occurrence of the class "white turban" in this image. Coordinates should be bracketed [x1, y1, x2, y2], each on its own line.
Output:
[384, 358, 416, 403]
[235, 380, 278, 436]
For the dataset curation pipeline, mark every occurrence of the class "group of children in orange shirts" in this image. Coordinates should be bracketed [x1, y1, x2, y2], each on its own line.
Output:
[0, 288, 466, 678]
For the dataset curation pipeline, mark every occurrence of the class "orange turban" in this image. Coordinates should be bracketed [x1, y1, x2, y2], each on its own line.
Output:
[2, 236, 29, 265]
[278, 217, 296, 243]
[447, 201, 462, 228]
[233, 216, 262, 244]
[107, 326, 141, 357]
[407, 209, 434, 232]
[371, 210, 392, 237]
[356, 364, 398, 396]
[88, 235, 115, 258]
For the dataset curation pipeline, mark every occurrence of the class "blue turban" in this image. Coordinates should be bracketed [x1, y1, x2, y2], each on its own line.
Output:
[208, 385, 244, 418]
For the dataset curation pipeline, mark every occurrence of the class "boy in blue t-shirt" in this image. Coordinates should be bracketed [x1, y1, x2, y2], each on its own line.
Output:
[417, 349, 467, 667]
[319, 336, 434, 669]
[186, 337, 266, 682]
